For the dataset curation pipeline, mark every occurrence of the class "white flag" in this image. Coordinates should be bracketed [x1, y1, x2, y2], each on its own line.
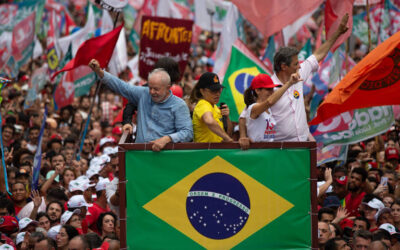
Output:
[282, 8, 316, 46]
[213, 3, 239, 79]
[58, 4, 96, 57]
[108, 27, 128, 76]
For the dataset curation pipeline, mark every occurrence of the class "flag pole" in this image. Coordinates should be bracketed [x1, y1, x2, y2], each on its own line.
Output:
[76, 8, 121, 160]
[366, 0, 372, 53]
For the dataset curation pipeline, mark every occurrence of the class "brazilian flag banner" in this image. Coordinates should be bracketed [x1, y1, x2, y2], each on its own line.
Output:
[220, 44, 270, 122]
[124, 146, 315, 249]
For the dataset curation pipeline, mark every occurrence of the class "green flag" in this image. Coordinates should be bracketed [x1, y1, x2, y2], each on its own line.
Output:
[125, 148, 312, 249]
[219, 45, 268, 122]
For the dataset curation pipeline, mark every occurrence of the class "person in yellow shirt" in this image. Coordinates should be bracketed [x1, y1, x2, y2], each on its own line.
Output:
[190, 72, 233, 143]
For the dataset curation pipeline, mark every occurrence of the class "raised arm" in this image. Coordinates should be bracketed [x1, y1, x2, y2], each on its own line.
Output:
[313, 14, 349, 62]
[89, 59, 145, 103]
[250, 73, 302, 119]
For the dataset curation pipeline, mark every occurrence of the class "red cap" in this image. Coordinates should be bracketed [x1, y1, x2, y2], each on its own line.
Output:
[50, 134, 63, 140]
[386, 147, 399, 160]
[335, 176, 348, 185]
[20, 75, 29, 82]
[0, 216, 19, 234]
[340, 218, 354, 230]
[112, 126, 122, 135]
[250, 74, 279, 90]
[170, 84, 183, 98]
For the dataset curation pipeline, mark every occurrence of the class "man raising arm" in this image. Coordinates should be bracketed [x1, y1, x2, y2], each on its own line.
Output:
[89, 59, 193, 151]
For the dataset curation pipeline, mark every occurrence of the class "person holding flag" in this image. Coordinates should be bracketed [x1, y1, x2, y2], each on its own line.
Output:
[88, 59, 193, 151]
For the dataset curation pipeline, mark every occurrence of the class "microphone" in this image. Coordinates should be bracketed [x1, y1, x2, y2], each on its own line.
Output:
[219, 102, 228, 132]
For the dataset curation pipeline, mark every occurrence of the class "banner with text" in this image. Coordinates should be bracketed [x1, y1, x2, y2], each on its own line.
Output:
[139, 15, 193, 79]
[313, 106, 394, 146]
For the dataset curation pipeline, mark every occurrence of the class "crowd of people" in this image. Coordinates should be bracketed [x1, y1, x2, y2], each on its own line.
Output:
[0, 1, 399, 249]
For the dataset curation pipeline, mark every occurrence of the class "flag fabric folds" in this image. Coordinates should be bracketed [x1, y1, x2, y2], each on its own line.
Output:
[51, 24, 123, 81]
[310, 30, 400, 125]
[230, 0, 323, 39]
[32, 107, 48, 190]
[325, 0, 355, 52]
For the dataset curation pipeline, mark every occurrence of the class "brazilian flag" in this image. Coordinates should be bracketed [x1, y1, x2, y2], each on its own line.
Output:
[125, 148, 313, 249]
[219, 45, 269, 122]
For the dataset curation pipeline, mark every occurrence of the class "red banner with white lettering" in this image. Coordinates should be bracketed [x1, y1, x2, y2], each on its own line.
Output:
[139, 15, 193, 80]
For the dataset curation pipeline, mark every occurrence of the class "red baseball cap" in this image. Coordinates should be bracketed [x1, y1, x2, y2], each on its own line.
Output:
[386, 147, 399, 160]
[0, 216, 19, 235]
[111, 127, 122, 135]
[335, 176, 348, 185]
[250, 74, 279, 90]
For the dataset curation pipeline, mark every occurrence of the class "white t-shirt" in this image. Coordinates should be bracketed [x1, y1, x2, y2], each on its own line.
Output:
[106, 177, 119, 217]
[17, 198, 46, 219]
[244, 104, 277, 142]
[270, 55, 319, 141]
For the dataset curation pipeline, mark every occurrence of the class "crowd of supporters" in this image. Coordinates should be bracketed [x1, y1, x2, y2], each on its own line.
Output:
[0, 1, 399, 249]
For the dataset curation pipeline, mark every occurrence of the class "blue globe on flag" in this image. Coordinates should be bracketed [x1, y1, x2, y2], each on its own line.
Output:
[234, 73, 255, 94]
[186, 173, 250, 239]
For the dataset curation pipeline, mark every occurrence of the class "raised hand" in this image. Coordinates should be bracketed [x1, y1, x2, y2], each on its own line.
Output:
[337, 13, 349, 35]
[324, 168, 333, 183]
[88, 59, 104, 78]
[30, 190, 42, 209]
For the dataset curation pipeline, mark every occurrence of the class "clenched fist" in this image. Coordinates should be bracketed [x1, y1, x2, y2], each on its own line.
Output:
[89, 59, 104, 78]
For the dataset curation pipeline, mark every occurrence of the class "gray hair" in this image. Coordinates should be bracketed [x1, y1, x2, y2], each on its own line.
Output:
[273, 46, 299, 73]
[148, 68, 171, 86]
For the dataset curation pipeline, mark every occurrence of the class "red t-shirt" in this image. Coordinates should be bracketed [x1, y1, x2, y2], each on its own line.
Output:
[14, 205, 23, 216]
[345, 191, 366, 217]
[85, 203, 110, 234]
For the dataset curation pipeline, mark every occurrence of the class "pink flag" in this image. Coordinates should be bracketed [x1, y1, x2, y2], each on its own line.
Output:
[11, 12, 35, 61]
[325, 0, 355, 52]
[231, 0, 323, 39]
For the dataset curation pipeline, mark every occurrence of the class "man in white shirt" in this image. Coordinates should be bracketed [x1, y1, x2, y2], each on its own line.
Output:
[271, 14, 349, 141]
[239, 14, 350, 146]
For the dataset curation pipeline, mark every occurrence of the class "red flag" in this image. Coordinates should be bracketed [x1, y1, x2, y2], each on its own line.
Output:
[54, 71, 75, 108]
[325, 0, 354, 52]
[12, 12, 35, 61]
[310, 31, 400, 125]
[315, 21, 324, 50]
[51, 25, 123, 81]
[112, 108, 123, 125]
[230, 0, 323, 39]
